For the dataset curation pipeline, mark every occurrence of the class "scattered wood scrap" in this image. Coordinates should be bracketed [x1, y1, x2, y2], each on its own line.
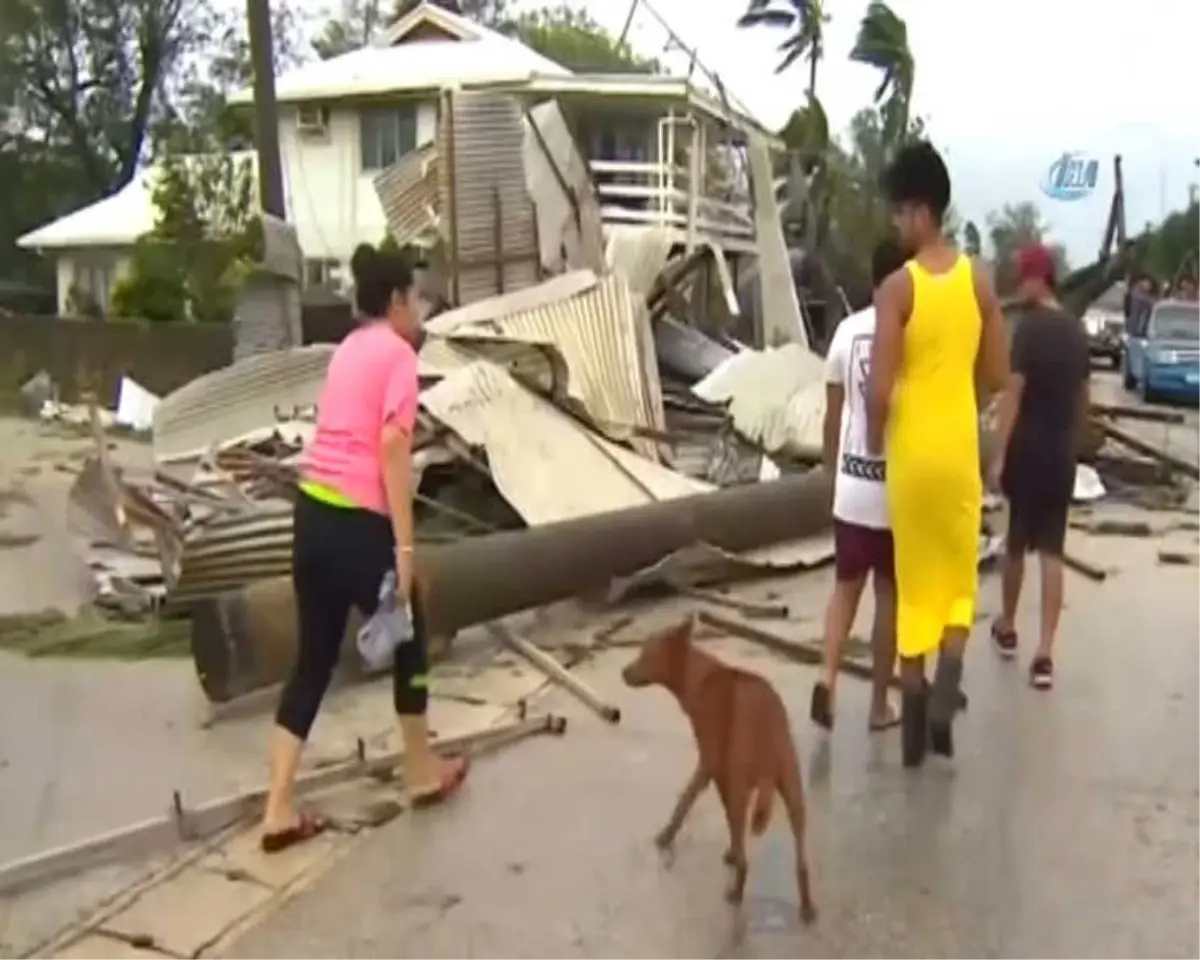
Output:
[696, 609, 892, 688]
[1090, 402, 1185, 425]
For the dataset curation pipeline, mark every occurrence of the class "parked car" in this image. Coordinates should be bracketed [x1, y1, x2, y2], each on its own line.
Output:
[1122, 299, 1200, 404]
[1082, 307, 1124, 368]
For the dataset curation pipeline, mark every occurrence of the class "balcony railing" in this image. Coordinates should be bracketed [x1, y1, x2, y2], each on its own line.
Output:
[588, 159, 755, 248]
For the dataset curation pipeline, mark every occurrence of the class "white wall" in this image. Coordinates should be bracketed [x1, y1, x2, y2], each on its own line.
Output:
[55, 248, 131, 315]
[279, 99, 439, 292]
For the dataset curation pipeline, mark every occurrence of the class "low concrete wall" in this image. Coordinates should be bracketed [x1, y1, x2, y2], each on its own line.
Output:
[0, 316, 234, 406]
[0, 304, 356, 407]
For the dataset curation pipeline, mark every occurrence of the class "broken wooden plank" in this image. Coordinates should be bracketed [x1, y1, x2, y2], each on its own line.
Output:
[670, 583, 789, 619]
[484, 622, 621, 724]
[1063, 551, 1108, 582]
[1090, 403, 1185, 425]
[0, 713, 565, 898]
[696, 609, 888, 687]
[1100, 421, 1199, 480]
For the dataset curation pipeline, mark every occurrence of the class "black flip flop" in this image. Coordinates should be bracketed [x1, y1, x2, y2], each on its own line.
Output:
[261, 811, 329, 854]
[809, 682, 833, 731]
[411, 755, 471, 809]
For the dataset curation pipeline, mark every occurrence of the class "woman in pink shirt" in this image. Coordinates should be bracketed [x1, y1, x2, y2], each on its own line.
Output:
[260, 244, 469, 852]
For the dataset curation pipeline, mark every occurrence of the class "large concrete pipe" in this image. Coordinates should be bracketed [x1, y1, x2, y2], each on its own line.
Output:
[191, 468, 833, 703]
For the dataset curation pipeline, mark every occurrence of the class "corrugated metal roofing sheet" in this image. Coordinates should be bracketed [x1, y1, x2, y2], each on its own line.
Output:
[605, 226, 675, 299]
[423, 271, 598, 337]
[463, 272, 667, 459]
[440, 90, 540, 305]
[692, 342, 825, 458]
[374, 142, 441, 246]
[152, 345, 334, 463]
[522, 100, 605, 274]
[419, 360, 711, 526]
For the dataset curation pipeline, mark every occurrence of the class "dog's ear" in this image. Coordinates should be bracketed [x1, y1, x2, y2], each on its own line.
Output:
[663, 614, 696, 645]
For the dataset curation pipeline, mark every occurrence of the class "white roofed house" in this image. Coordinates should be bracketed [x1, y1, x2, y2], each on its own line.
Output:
[17, 168, 163, 316]
[19, 1, 782, 323]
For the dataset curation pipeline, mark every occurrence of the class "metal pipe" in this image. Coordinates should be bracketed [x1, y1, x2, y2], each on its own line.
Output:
[191, 470, 834, 703]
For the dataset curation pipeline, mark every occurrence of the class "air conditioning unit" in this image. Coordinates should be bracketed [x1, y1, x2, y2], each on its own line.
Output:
[297, 104, 331, 138]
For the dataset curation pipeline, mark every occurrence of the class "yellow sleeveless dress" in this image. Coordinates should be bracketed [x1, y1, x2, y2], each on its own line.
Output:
[886, 255, 983, 659]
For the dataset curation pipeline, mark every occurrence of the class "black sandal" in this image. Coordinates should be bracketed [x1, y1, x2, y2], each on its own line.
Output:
[809, 682, 833, 731]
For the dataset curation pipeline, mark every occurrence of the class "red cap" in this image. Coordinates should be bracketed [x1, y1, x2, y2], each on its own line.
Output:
[1016, 243, 1056, 286]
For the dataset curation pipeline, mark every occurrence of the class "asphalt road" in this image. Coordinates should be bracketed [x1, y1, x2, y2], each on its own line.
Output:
[228, 509, 1200, 959]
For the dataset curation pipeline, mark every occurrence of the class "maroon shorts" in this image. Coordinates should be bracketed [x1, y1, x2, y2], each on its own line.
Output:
[833, 519, 895, 582]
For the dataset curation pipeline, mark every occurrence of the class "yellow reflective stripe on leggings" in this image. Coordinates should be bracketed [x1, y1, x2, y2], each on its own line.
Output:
[410, 674, 428, 689]
[299, 480, 359, 509]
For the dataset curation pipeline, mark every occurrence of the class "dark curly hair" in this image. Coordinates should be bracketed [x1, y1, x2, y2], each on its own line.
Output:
[881, 141, 951, 227]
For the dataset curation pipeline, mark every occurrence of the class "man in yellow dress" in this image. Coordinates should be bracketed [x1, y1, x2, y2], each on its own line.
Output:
[866, 142, 1011, 768]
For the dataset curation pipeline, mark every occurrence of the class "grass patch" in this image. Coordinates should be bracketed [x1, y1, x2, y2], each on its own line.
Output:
[0, 609, 191, 660]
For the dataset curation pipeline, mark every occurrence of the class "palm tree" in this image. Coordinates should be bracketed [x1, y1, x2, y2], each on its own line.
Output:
[848, 1, 914, 156]
[737, 1, 827, 99]
[738, 0, 829, 157]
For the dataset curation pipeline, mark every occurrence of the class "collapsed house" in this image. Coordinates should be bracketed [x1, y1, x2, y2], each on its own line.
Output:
[57, 70, 1033, 702]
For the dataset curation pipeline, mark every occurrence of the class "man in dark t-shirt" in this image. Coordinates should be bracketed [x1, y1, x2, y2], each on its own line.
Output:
[987, 244, 1090, 690]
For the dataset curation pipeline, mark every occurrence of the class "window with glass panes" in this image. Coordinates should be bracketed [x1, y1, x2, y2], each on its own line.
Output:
[360, 106, 418, 171]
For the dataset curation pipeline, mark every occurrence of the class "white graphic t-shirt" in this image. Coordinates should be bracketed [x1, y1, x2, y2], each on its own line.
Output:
[825, 308, 889, 530]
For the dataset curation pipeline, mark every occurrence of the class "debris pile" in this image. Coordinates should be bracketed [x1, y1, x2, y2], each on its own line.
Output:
[62, 251, 835, 623]
[34, 89, 1192, 682]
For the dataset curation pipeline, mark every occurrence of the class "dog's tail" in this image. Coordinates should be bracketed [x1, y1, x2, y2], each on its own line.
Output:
[750, 778, 775, 836]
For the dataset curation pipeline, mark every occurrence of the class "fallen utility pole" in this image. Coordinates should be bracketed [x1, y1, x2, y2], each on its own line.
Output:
[0, 712, 565, 898]
[191, 470, 835, 703]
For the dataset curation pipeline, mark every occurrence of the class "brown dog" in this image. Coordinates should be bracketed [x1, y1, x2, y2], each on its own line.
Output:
[622, 615, 816, 923]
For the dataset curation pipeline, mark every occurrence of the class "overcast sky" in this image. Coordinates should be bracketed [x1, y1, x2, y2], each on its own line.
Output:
[533, 0, 1200, 266]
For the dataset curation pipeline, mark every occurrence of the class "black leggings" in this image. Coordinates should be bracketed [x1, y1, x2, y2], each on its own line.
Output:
[275, 490, 428, 741]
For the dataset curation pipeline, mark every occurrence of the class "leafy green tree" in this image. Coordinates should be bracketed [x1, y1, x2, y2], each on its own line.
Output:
[737, 0, 827, 156]
[848, 1, 913, 157]
[0, 0, 205, 195]
[985, 201, 1070, 294]
[0, 0, 300, 286]
[322, 0, 655, 73]
[112, 153, 257, 322]
[963, 220, 983, 257]
[1139, 201, 1198, 282]
[500, 5, 659, 73]
[313, 0, 386, 58]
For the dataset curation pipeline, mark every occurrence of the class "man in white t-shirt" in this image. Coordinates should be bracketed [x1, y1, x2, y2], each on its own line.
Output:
[810, 238, 907, 733]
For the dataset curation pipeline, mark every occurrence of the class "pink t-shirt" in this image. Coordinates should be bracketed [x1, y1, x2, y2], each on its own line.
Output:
[303, 321, 419, 515]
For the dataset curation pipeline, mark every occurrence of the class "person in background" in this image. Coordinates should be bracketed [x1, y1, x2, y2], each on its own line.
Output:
[260, 244, 469, 853]
[866, 141, 1010, 767]
[1175, 276, 1197, 301]
[810, 238, 909, 734]
[989, 245, 1091, 689]
[1125, 275, 1158, 338]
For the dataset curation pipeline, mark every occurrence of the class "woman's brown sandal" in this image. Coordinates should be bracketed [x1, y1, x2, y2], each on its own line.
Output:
[261, 810, 330, 854]
[411, 755, 471, 809]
